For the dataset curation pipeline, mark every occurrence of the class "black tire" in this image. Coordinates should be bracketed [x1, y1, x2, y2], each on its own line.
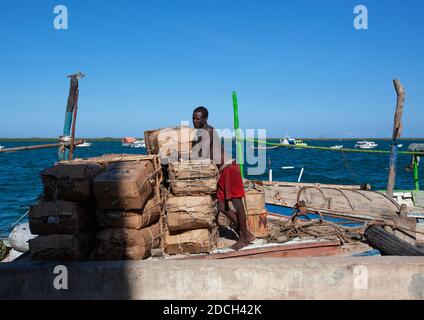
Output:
[364, 225, 424, 256]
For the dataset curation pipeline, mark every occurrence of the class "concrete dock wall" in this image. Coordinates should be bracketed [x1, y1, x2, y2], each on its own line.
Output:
[1, 256, 424, 299]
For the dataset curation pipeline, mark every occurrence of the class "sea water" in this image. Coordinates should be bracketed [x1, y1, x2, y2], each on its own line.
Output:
[0, 139, 422, 237]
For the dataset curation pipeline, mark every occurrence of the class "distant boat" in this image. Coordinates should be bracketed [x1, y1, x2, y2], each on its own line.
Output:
[398, 144, 403, 148]
[330, 145, 343, 149]
[280, 134, 308, 148]
[122, 137, 146, 148]
[0, 145, 4, 150]
[355, 141, 378, 149]
[250, 145, 279, 150]
[77, 141, 92, 147]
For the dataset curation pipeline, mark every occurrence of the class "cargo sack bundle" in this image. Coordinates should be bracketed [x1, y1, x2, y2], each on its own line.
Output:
[238, 182, 268, 238]
[93, 159, 158, 210]
[96, 194, 163, 230]
[243, 184, 266, 215]
[41, 161, 104, 201]
[93, 222, 161, 260]
[166, 195, 217, 232]
[168, 160, 218, 196]
[29, 232, 94, 261]
[29, 199, 93, 235]
[144, 126, 195, 160]
[162, 224, 218, 255]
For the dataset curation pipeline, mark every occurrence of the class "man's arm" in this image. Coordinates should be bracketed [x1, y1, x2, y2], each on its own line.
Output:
[207, 127, 226, 166]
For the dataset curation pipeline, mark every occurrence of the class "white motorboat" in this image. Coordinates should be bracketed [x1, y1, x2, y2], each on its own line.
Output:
[355, 141, 378, 149]
[77, 141, 92, 147]
[330, 145, 343, 149]
[130, 140, 146, 148]
[122, 137, 146, 148]
[0, 145, 4, 150]
[250, 145, 279, 150]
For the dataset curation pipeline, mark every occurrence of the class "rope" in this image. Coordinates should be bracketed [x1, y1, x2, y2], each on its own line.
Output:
[0, 241, 8, 261]
[0, 210, 29, 235]
[243, 137, 424, 156]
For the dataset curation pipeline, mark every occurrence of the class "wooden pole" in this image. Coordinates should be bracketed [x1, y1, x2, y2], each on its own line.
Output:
[387, 79, 405, 198]
[0, 140, 84, 153]
[69, 88, 80, 161]
[59, 72, 84, 161]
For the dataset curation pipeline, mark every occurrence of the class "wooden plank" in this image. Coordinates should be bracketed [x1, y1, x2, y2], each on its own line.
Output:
[413, 191, 424, 208]
[184, 240, 342, 260]
[258, 180, 367, 190]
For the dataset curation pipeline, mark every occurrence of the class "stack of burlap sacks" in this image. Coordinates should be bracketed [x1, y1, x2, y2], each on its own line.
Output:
[28, 154, 163, 261]
[145, 125, 220, 255]
[91, 155, 163, 260]
[28, 125, 268, 261]
[163, 160, 219, 254]
[28, 159, 103, 260]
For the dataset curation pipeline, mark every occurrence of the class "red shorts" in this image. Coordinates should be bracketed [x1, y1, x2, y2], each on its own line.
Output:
[216, 162, 245, 202]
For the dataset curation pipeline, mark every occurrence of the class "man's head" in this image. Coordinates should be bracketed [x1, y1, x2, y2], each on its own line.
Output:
[192, 106, 209, 129]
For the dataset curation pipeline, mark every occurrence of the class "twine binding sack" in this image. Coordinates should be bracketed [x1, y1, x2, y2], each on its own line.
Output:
[41, 161, 104, 201]
[243, 183, 268, 238]
[144, 126, 196, 159]
[163, 225, 218, 255]
[96, 193, 163, 229]
[168, 160, 218, 196]
[244, 184, 266, 215]
[168, 159, 219, 180]
[29, 232, 94, 261]
[93, 158, 157, 210]
[94, 222, 161, 260]
[29, 199, 93, 235]
[166, 195, 217, 232]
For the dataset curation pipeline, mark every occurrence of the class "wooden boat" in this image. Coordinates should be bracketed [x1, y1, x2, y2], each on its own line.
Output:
[258, 180, 401, 223]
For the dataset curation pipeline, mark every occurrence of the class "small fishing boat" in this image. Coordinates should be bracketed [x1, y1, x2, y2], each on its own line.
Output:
[0, 145, 4, 150]
[355, 141, 378, 149]
[280, 134, 308, 148]
[330, 145, 343, 149]
[76, 141, 92, 147]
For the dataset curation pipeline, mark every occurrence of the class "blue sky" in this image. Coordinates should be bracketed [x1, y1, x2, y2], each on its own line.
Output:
[0, 0, 423, 138]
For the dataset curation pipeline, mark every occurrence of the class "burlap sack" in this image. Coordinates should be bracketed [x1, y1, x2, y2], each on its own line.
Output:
[41, 162, 104, 201]
[29, 199, 93, 235]
[168, 160, 218, 180]
[93, 159, 156, 210]
[166, 195, 217, 232]
[96, 195, 163, 229]
[29, 232, 94, 261]
[163, 226, 218, 255]
[94, 222, 161, 260]
[170, 178, 217, 196]
[244, 188, 266, 215]
[144, 126, 195, 160]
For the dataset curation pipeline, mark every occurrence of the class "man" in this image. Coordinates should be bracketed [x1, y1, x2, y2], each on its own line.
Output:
[192, 106, 255, 250]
